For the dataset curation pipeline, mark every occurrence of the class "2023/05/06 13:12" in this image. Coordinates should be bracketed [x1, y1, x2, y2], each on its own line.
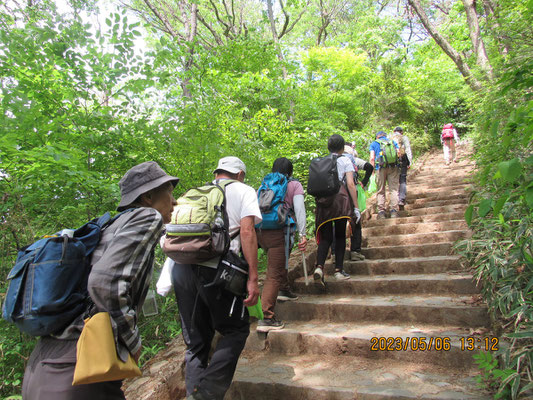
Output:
[460, 336, 499, 351]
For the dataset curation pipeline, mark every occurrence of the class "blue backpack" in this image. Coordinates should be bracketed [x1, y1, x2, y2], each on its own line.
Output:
[255, 172, 294, 230]
[2, 210, 130, 336]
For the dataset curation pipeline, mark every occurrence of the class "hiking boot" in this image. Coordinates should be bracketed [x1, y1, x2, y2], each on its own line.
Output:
[390, 210, 398, 218]
[398, 202, 405, 211]
[350, 251, 365, 261]
[313, 266, 324, 281]
[377, 211, 386, 220]
[256, 318, 285, 332]
[277, 290, 298, 301]
[334, 270, 350, 280]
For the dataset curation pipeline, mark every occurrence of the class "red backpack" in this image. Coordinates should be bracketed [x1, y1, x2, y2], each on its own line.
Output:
[442, 123, 455, 139]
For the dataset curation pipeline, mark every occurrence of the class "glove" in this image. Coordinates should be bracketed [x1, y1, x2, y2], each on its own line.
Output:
[353, 208, 361, 224]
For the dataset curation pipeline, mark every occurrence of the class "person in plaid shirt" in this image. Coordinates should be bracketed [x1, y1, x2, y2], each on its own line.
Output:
[22, 161, 178, 400]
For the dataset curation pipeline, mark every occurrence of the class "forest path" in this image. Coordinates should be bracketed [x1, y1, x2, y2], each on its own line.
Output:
[226, 145, 493, 399]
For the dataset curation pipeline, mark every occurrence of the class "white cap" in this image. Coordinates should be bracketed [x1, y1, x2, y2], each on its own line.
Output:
[213, 156, 247, 175]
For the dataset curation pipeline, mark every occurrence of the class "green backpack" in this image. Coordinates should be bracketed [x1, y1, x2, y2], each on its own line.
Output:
[377, 138, 398, 167]
[163, 180, 236, 264]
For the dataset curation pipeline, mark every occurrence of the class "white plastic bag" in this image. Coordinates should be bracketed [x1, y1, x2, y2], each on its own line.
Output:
[156, 258, 174, 296]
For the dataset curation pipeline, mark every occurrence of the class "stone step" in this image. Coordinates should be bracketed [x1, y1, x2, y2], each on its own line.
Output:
[405, 184, 470, 198]
[403, 198, 469, 211]
[363, 230, 469, 247]
[405, 190, 469, 203]
[228, 353, 489, 400]
[409, 177, 472, 187]
[274, 294, 490, 327]
[364, 211, 465, 228]
[250, 321, 485, 369]
[331, 256, 463, 275]
[400, 204, 467, 216]
[363, 220, 467, 237]
[361, 242, 453, 259]
[292, 273, 478, 295]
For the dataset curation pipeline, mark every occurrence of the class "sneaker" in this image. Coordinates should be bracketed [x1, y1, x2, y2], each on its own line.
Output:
[390, 210, 398, 218]
[350, 251, 365, 261]
[256, 318, 285, 332]
[334, 270, 350, 280]
[277, 290, 299, 301]
[377, 211, 386, 220]
[313, 266, 324, 281]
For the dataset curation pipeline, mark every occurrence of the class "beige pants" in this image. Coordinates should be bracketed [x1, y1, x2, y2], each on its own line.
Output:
[376, 166, 400, 213]
[443, 139, 456, 164]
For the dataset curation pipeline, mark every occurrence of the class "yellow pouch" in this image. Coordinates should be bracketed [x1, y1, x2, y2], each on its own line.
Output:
[72, 312, 141, 385]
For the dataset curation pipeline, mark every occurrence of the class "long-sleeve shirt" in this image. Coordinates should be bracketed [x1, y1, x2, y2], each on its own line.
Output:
[56, 207, 164, 362]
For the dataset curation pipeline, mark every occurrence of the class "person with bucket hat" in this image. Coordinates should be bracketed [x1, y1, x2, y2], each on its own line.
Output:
[391, 127, 413, 210]
[22, 161, 178, 400]
[170, 156, 262, 400]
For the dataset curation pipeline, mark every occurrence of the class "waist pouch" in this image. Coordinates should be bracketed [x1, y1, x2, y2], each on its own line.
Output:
[205, 251, 248, 297]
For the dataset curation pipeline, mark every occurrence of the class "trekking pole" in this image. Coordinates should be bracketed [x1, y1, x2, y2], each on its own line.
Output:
[301, 251, 309, 286]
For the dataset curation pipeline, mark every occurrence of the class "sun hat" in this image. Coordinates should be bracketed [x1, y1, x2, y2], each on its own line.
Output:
[117, 161, 179, 211]
[213, 156, 247, 175]
[375, 131, 386, 138]
[394, 126, 403, 133]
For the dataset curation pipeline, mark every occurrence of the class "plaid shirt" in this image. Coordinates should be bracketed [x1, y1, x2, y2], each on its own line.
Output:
[55, 207, 163, 362]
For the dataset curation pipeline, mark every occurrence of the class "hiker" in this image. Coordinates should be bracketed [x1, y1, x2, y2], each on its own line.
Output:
[171, 156, 261, 400]
[313, 134, 360, 282]
[391, 127, 413, 210]
[22, 161, 179, 400]
[369, 130, 400, 219]
[441, 123, 459, 165]
[343, 145, 373, 261]
[256, 157, 307, 333]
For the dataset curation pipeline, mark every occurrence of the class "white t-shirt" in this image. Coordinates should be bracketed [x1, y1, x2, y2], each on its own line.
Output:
[199, 179, 262, 268]
[336, 154, 355, 181]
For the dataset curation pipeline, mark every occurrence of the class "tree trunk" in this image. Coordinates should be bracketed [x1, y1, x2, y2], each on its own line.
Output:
[407, 0, 483, 91]
[482, 0, 510, 56]
[462, 0, 494, 80]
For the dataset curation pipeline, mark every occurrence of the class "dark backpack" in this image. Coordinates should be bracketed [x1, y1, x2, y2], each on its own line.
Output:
[307, 154, 341, 198]
[256, 172, 294, 230]
[2, 211, 131, 336]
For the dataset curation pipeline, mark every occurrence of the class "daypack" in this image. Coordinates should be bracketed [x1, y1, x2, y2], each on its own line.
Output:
[2, 211, 130, 337]
[256, 172, 294, 230]
[377, 138, 398, 167]
[392, 133, 406, 158]
[442, 123, 455, 139]
[307, 154, 341, 198]
[163, 180, 236, 264]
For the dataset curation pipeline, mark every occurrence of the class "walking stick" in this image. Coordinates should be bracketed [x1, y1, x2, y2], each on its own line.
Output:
[301, 251, 309, 286]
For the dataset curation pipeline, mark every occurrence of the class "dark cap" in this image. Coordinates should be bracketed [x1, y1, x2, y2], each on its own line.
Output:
[394, 126, 403, 132]
[117, 161, 179, 211]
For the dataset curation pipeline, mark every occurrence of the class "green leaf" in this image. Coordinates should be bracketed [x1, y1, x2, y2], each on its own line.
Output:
[498, 158, 522, 183]
[493, 196, 508, 215]
[505, 330, 533, 339]
[465, 204, 474, 226]
[478, 199, 492, 217]
[526, 185, 533, 208]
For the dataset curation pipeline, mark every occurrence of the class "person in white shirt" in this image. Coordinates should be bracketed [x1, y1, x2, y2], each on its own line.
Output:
[171, 156, 261, 400]
[441, 123, 459, 165]
[391, 127, 413, 209]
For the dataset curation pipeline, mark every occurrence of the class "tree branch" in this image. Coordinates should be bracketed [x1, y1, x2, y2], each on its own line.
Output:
[142, 0, 178, 38]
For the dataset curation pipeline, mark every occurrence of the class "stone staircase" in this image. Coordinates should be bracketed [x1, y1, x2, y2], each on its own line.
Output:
[226, 148, 492, 399]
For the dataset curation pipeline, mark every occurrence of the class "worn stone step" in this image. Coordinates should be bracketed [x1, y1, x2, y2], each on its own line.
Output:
[361, 242, 454, 259]
[363, 220, 467, 237]
[363, 230, 469, 247]
[251, 321, 486, 369]
[403, 198, 469, 211]
[228, 353, 489, 400]
[274, 294, 490, 327]
[399, 204, 467, 216]
[364, 211, 465, 228]
[409, 178, 472, 188]
[292, 273, 478, 295]
[405, 184, 470, 198]
[405, 191, 470, 204]
[331, 256, 463, 275]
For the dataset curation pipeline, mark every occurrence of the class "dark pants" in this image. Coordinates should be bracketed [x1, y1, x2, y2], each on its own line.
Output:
[350, 218, 362, 252]
[256, 229, 287, 320]
[398, 155, 409, 205]
[22, 337, 124, 400]
[316, 219, 348, 270]
[172, 263, 250, 400]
